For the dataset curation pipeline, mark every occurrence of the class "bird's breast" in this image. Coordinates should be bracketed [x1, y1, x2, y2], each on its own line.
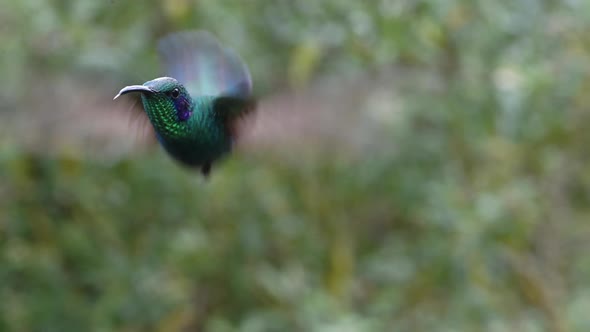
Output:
[156, 120, 231, 167]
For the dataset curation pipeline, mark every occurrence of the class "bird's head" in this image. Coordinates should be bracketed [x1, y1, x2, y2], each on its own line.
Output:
[114, 77, 194, 124]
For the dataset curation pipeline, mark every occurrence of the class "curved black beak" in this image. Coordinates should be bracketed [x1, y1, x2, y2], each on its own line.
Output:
[113, 85, 155, 100]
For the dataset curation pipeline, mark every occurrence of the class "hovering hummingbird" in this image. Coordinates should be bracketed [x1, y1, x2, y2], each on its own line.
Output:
[114, 31, 256, 176]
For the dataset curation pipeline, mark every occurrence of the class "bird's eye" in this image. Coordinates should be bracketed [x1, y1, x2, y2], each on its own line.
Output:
[171, 88, 180, 99]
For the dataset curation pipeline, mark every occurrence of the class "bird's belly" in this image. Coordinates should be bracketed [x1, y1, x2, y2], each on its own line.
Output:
[158, 135, 231, 168]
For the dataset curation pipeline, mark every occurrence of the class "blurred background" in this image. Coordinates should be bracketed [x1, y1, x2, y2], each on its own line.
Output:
[2, 0, 590, 331]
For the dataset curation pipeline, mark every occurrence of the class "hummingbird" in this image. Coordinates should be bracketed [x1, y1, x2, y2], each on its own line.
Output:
[114, 31, 256, 176]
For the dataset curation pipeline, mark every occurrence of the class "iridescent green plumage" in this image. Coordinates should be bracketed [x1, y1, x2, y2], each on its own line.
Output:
[114, 31, 255, 176]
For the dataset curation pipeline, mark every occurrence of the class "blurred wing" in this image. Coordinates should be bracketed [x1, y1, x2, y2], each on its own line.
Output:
[122, 94, 158, 147]
[157, 31, 252, 98]
[212, 96, 257, 140]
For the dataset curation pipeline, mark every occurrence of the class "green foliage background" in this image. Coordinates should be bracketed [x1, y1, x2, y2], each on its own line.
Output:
[2, 1, 590, 331]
